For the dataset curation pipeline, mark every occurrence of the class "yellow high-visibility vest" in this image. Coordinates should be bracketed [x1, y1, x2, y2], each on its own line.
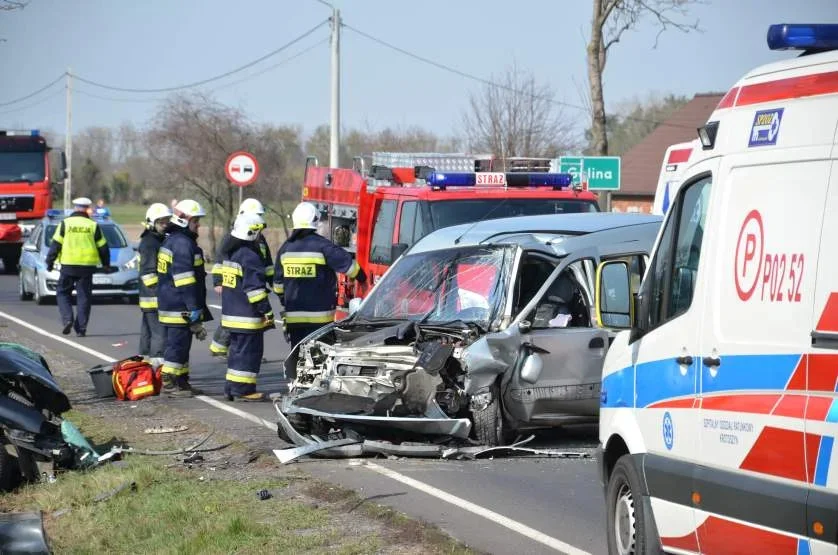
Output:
[52, 216, 106, 266]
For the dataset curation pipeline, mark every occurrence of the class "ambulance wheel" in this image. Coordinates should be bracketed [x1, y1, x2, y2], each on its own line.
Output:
[606, 456, 662, 555]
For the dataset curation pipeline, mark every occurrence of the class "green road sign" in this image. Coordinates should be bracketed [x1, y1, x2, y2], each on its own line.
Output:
[558, 156, 621, 191]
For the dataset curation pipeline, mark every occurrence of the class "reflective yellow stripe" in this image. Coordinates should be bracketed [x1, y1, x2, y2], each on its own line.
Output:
[265, 266, 275, 277]
[226, 369, 257, 384]
[194, 254, 203, 267]
[273, 283, 284, 295]
[285, 310, 335, 324]
[221, 315, 267, 330]
[131, 384, 155, 396]
[247, 289, 268, 303]
[139, 297, 158, 309]
[222, 261, 243, 275]
[173, 271, 196, 287]
[345, 260, 360, 279]
[141, 273, 158, 286]
[158, 248, 173, 262]
[280, 251, 326, 265]
[161, 361, 188, 376]
[159, 311, 186, 325]
[209, 341, 228, 354]
[96, 236, 107, 248]
[211, 263, 223, 275]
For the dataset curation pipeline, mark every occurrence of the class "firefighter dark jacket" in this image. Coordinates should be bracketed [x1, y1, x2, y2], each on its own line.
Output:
[212, 230, 274, 287]
[156, 225, 212, 326]
[273, 230, 360, 325]
[220, 238, 272, 332]
[138, 228, 166, 312]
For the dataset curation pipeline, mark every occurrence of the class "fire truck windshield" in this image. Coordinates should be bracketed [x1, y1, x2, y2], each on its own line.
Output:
[429, 198, 598, 229]
[0, 152, 46, 182]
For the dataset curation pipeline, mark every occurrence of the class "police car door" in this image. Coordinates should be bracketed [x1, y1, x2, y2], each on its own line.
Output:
[505, 249, 608, 423]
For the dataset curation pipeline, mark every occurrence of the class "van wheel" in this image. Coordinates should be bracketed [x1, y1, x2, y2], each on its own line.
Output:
[606, 456, 661, 555]
[472, 383, 513, 446]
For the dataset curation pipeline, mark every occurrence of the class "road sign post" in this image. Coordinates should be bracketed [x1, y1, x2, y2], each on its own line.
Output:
[225, 151, 259, 207]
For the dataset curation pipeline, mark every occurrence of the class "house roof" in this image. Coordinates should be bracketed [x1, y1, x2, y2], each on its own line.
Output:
[618, 93, 724, 197]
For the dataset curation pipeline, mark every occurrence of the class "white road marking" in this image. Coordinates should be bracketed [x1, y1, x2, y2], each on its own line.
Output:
[364, 462, 591, 555]
[208, 304, 222, 310]
[0, 307, 590, 555]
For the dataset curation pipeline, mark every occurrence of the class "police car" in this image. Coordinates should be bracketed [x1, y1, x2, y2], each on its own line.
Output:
[17, 207, 140, 304]
[592, 24, 838, 554]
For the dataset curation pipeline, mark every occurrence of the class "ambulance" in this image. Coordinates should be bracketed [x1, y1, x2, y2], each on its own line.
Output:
[593, 24, 838, 554]
[651, 140, 697, 216]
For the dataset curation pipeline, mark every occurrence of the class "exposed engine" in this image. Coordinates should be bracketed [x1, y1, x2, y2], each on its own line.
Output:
[292, 321, 480, 418]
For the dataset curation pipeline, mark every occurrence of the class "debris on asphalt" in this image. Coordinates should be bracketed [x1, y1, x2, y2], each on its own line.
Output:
[143, 425, 189, 434]
[111, 341, 127, 347]
[257, 489, 272, 501]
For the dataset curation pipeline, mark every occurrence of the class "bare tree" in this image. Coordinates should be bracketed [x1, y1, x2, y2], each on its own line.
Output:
[0, 1, 28, 10]
[587, 0, 703, 157]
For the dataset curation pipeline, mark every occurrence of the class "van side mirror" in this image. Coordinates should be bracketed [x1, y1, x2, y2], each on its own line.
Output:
[595, 260, 633, 329]
[391, 243, 408, 260]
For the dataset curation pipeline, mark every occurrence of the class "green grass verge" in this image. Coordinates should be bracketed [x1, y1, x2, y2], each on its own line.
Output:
[108, 203, 288, 230]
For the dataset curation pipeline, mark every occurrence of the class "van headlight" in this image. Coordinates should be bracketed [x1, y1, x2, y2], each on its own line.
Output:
[122, 254, 140, 272]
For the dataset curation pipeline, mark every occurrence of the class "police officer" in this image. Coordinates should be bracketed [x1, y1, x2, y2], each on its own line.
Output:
[45, 197, 109, 337]
[274, 202, 366, 353]
[157, 199, 211, 396]
[209, 198, 274, 357]
[137, 203, 172, 367]
[220, 211, 274, 401]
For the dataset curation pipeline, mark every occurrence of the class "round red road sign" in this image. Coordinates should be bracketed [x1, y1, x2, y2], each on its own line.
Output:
[225, 151, 259, 187]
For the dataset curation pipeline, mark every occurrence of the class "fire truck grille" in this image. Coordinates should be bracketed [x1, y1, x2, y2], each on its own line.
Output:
[0, 195, 35, 213]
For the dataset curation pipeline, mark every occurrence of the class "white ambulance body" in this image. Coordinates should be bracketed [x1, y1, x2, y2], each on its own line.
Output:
[652, 140, 698, 216]
[594, 24, 838, 555]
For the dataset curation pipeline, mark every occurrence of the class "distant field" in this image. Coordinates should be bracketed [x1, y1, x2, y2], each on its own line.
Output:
[108, 203, 288, 229]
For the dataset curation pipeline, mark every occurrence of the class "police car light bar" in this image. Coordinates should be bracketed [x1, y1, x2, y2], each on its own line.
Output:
[426, 172, 573, 189]
[0, 129, 40, 137]
[767, 24, 838, 51]
[46, 209, 68, 218]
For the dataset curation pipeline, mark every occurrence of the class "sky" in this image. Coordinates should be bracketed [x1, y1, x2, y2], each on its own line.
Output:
[0, 0, 836, 142]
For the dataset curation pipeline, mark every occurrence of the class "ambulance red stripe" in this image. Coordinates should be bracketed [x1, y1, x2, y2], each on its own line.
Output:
[816, 292, 838, 332]
[702, 394, 779, 414]
[666, 148, 692, 164]
[771, 394, 807, 419]
[806, 354, 838, 392]
[739, 427, 812, 482]
[715, 86, 739, 109]
[734, 70, 838, 107]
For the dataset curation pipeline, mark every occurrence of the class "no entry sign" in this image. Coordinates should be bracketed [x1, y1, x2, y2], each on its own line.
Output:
[225, 151, 259, 187]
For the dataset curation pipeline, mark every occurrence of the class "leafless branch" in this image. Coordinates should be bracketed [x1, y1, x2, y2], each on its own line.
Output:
[0, 0, 28, 10]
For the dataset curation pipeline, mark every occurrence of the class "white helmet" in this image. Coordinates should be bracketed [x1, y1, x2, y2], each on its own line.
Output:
[238, 198, 265, 215]
[231, 212, 266, 241]
[171, 199, 206, 228]
[291, 202, 318, 230]
[145, 203, 173, 228]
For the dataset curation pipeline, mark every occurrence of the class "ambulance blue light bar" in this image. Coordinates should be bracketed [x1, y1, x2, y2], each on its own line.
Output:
[767, 24, 838, 51]
[426, 172, 573, 189]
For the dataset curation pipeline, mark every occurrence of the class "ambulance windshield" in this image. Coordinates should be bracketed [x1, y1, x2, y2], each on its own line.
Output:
[429, 198, 598, 229]
[354, 245, 514, 326]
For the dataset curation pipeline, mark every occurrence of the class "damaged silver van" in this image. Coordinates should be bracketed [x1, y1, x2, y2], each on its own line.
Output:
[278, 213, 662, 446]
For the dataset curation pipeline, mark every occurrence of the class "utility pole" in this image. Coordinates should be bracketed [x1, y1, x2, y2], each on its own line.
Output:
[63, 68, 73, 210]
[329, 7, 341, 168]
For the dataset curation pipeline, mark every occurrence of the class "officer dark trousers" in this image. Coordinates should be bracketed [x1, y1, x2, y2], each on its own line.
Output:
[162, 326, 193, 385]
[139, 312, 166, 360]
[225, 332, 264, 397]
[57, 274, 93, 334]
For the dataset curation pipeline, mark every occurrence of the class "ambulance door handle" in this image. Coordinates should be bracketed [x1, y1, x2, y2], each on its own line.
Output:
[675, 355, 693, 366]
[702, 356, 721, 368]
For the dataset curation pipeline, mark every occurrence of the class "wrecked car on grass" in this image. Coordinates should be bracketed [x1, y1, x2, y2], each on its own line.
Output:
[278, 213, 662, 447]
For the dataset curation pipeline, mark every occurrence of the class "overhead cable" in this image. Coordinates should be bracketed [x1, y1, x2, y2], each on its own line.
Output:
[343, 24, 695, 130]
[0, 88, 64, 115]
[0, 74, 65, 107]
[72, 19, 330, 93]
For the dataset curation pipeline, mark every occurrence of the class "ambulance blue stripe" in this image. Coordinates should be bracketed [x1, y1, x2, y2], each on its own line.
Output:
[814, 436, 833, 487]
[797, 538, 810, 555]
[827, 399, 838, 423]
[602, 354, 800, 409]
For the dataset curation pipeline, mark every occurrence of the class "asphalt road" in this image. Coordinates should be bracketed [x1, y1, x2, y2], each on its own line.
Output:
[0, 272, 608, 555]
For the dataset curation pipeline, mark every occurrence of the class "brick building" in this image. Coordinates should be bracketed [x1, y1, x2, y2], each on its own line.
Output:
[610, 92, 724, 213]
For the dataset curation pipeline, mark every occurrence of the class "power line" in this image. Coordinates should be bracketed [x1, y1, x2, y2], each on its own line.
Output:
[0, 88, 63, 116]
[72, 19, 330, 94]
[343, 23, 694, 130]
[310, 0, 334, 8]
[0, 74, 64, 107]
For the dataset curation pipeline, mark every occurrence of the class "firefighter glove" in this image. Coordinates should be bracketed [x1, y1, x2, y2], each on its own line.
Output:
[264, 311, 276, 329]
[190, 322, 207, 341]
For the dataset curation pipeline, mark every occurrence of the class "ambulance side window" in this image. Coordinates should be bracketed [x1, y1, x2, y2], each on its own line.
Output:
[643, 175, 712, 330]
[370, 200, 397, 264]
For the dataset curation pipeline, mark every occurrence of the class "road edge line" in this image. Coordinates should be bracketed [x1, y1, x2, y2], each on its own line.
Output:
[363, 462, 591, 555]
[194, 395, 278, 431]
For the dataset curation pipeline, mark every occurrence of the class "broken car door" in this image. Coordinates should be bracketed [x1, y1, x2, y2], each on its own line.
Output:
[503, 250, 608, 426]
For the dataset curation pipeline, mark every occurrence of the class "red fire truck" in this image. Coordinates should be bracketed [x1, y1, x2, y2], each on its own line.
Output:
[300, 152, 600, 317]
[0, 130, 63, 273]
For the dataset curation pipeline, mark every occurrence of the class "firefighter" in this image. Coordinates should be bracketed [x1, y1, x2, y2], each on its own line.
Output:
[209, 197, 274, 357]
[156, 199, 211, 396]
[137, 203, 172, 367]
[220, 211, 274, 401]
[45, 197, 109, 337]
[274, 202, 366, 360]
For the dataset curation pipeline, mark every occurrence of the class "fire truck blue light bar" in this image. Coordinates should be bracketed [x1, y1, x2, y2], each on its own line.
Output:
[427, 172, 574, 189]
[767, 24, 838, 51]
